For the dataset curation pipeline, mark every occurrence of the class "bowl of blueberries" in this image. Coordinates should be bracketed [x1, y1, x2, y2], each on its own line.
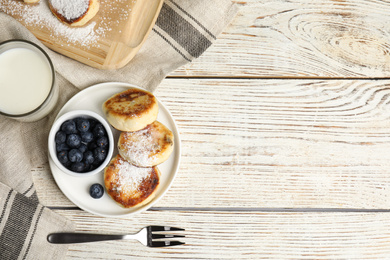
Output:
[48, 110, 114, 177]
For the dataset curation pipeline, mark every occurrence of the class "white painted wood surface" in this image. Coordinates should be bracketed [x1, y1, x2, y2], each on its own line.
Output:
[57, 210, 390, 259]
[173, 0, 390, 78]
[31, 0, 390, 258]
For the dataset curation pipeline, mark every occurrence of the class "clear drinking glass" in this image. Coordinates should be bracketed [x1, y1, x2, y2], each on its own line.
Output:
[0, 39, 58, 122]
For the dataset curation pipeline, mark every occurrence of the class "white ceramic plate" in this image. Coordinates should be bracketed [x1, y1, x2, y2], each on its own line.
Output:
[48, 82, 181, 217]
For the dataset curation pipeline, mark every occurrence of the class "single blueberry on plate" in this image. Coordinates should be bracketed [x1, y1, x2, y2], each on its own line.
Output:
[96, 136, 108, 148]
[57, 151, 68, 165]
[93, 147, 107, 163]
[81, 131, 94, 143]
[89, 183, 104, 199]
[76, 118, 90, 133]
[61, 120, 77, 134]
[56, 143, 70, 152]
[93, 123, 106, 138]
[55, 131, 66, 144]
[67, 134, 81, 148]
[83, 150, 94, 165]
[68, 148, 83, 163]
[70, 162, 85, 173]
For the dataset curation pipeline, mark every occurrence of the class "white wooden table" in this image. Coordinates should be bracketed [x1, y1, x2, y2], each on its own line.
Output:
[34, 0, 390, 258]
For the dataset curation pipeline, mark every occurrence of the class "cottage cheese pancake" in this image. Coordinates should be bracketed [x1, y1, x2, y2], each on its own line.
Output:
[118, 121, 174, 167]
[49, 0, 99, 26]
[103, 88, 159, 132]
[104, 155, 160, 208]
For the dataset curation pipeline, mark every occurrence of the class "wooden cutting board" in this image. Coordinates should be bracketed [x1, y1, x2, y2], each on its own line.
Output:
[0, 0, 163, 69]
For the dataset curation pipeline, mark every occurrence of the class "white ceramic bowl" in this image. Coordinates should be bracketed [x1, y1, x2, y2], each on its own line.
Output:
[48, 110, 114, 177]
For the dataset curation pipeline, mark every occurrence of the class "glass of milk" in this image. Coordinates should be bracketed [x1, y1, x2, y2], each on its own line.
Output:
[0, 40, 58, 122]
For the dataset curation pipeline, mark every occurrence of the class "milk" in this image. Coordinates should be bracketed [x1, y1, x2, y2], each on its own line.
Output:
[0, 47, 53, 116]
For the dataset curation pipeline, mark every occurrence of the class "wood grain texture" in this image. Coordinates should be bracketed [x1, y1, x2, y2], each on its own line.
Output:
[171, 0, 390, 78]
[33, 78, 390, 209]
[54, 209, 390, 259]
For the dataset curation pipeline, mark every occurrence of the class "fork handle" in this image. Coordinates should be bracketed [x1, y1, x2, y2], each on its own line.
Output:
[47, 233, 125, 244]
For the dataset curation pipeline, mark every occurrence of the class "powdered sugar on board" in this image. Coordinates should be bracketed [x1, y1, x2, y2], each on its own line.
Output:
[1, 0, 97, 47]
[0, 0, 134, 48]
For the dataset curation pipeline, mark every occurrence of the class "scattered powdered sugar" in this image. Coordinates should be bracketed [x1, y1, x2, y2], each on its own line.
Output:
[0, 0, 135, 48]
[120, 127, 159, 166]
[49, 0, 89, 22]
[114, 157, 152, 195]
[0, 0, 98, 47]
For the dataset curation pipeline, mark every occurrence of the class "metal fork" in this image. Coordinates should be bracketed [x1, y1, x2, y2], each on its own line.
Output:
[47, 226, 185, 247]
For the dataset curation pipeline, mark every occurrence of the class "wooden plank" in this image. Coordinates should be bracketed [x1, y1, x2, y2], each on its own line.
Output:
[171, 0, 390, 78]
[54, 209, 390, 259]
[33, 79, 390, 209]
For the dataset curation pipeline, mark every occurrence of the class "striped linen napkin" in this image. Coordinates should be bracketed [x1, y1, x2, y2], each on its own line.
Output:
[0, 0, 238, 259]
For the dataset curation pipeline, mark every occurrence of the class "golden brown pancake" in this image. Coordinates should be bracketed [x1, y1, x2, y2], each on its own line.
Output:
[48, 0, 99, 27]
[104, 154, 160, 208]
[118, 121, 174, 167]
[102, 88, 159, 132]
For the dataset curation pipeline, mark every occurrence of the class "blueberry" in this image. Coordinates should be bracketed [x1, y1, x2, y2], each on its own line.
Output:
[93, 123, 106, 138]
[89, 183, 104, 199]
[78, 143, 88, 153]
[93, 147, 107, 163]
[55, 131, 66, 144]
[81, 131, 94, 143]
[70, 162, 85, 173]
[68, 149, 83, 163]
[96, 136, 108, 148]
[67, 134, 81, 148]
[57, 151, 69, 165]
[61, 120, 77, 134]
[84, 164, 96, 172]
[83, 150, 94, 165]
[89, 119, 98, 130]
[56, 143, 70, 152]
[88, 141, 98, 151]
[76, 118, 90, 133]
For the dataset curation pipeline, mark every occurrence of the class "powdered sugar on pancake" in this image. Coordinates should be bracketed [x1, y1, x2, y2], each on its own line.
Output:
[113, 157, 152, 196]
[49, 0, 89, 22]
[119, 127, 158, 166]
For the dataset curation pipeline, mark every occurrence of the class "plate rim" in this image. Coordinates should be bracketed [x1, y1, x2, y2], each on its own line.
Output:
[48, 82, 181, 218]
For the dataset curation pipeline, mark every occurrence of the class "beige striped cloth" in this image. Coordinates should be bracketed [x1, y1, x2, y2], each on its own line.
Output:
[0, 0, 238, 259]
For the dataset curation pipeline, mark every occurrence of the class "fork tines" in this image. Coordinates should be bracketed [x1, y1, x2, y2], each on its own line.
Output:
[147, 226, 185, 247]
[151, 240, 185, 247]
[150, 226, 185, 232]
[151, 233, 185, 239]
